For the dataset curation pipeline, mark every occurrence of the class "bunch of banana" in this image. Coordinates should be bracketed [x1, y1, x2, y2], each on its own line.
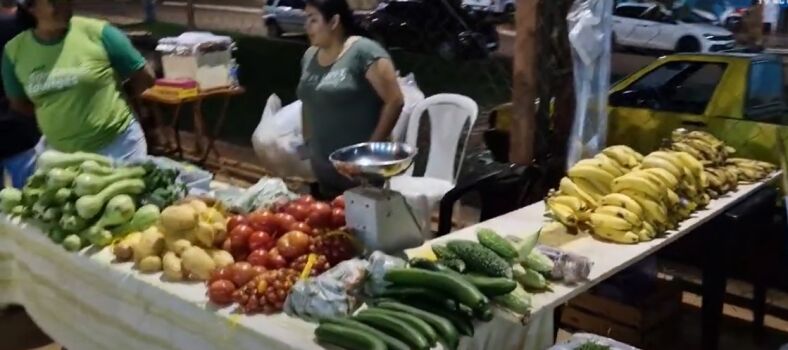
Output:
[724, 158, 777, 183]
[640, 150, 707, 207]
[670, 129, 731, 165]
[600, 145, 644, 170]
[545, 194, 586, 228]
[587, 193, 657, 243]
[609, 170, 673, 233]
[703, 167, 738, 198]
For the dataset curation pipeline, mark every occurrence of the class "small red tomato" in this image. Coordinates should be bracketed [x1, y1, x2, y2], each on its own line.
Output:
[248, 211, 278, 232]
[248, 230, 273, 251]
[209, 266, 234, 284]
[331, 196, 345, 209]
[289, 222, 313, 234]
[208, 279, 236, 305]
[296, 195, 316, 205]
[226, 215, 248, 233]
[286, 203, 311, 221]
[230, 262, 257, 287]
[265, 248, 288, 269]
[331, 208, 346, 228]
[230, 229, 252, 252]
[247, 249, 269, 266]
[277, 231, 313, 259]
[251, 265, 267, 276]
[232, 250, 249, 262]
[274, 213, 297, 234]
[306, 203, 332, 228]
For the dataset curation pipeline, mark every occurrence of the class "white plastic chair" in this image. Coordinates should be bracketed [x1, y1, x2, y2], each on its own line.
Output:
[389, 93, 479, 237]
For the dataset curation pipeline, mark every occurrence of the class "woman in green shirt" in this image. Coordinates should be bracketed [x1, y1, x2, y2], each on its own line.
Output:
[298, 0, 404, 198]
[2, 0, 154, 162]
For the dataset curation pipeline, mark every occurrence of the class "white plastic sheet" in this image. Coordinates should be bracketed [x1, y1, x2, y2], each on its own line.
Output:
[566, 0, 614, 169]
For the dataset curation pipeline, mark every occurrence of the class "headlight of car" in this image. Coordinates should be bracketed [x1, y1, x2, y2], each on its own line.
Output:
[704, 33, 719, 40]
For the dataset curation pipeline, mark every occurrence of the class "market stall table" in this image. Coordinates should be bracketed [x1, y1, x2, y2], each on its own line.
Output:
[0, 175, 779, 350]
[142, 86, 245, 164]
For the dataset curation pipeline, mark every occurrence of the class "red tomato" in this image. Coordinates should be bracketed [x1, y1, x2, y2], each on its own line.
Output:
[286, 203, 311, 221]
[306, 203, 332, 228]
[226, 215, 248, 233]
[221, 238, 232, 252]
[295, 195, 316, 205]
[248, 231, 273, 251]
[247, 249, 269, 267]
[209, 266, 234, 285]
[277, 231, 313, 259]
[208, 280, 236, 305]
[274, 213, 297, 234]
[330, 208, 346, 228]
[289, 222, 313, 234]
[230, 262, 257, 287]
[232, 250, 249, 262]
[331, 196, 345, 209]
[230, 225, 253, 252]
[248, 211, 278, 232]
[265, 248, 288, 269]
[251, 265, 267, 276]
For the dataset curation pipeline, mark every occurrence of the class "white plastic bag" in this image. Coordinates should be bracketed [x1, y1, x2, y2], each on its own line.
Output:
[251, 95, 314, 181]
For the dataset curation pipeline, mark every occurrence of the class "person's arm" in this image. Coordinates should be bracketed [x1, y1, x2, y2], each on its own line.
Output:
[366, 57, 404, 142]
[101, 24, 154, 97]
[1, 51, 34, 117]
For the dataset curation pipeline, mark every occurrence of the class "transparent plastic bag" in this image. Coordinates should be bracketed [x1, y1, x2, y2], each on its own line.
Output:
[364, 251, 407, 296]
[566, 0, 613, 168]
[251, 95, 314, 180]
[284, 259, 369, 321]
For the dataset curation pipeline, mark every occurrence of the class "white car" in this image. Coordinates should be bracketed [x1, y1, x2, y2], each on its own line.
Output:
[613, 3, 736, 53]
[262, 0, 307, 37]
[462, 0, 515, 14]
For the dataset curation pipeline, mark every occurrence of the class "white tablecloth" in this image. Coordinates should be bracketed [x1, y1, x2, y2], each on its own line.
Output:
[0, 174, 777, 350]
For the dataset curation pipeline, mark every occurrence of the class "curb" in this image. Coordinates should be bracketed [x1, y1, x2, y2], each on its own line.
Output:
[161, 1, 262, 14]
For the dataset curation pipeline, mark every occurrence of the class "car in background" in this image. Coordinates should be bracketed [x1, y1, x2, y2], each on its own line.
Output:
[613, 2, 735, 53]
[362, 0, 499, 60]
[262, 0, 307, 37]
[462, 0, 515, 15]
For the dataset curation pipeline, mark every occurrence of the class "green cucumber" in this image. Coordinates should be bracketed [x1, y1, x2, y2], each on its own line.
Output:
[432, 244, 460, 260]
[477, 228, 518, 260]
[522, 249, 555, 273]
[384, 268, 488, 311]
[377, 301, 460, 350]
[493, 285, 532, 314]
[320, 317, 409, 350]
[402, 300, 475, 337]
[354, 311, 430, 350]
[378, 286, 465, 313]
[513, 265, 548, 290]
[438, 258, 467, 272]
[365, 308, 438, 346]
[475, 303, 494, 321]
[447, 240, 513, 278]
[462, 274, 517, 297]
[315, 323, 386, 350]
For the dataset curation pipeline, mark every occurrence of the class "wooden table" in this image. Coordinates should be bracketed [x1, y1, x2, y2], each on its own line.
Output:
[141, 86, 245, 164]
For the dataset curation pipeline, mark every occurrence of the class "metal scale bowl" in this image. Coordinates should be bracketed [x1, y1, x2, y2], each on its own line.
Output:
[329, 142, 424, 253]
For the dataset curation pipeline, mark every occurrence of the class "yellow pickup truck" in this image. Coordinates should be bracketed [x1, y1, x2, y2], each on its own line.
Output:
[607, 53, 786, 165]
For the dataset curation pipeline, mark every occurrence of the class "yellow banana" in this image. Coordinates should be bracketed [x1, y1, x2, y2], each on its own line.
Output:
[594, 154, 629, 175]
[588, 212, 634, 232]
[602, 146, 638, 168]
[568, 164, 615, 191]
[698, 170, 709, 188]
[684, 138, 718, 161]
[642, 221, 658, 238]
[595, 205, 642, 228]
[671, 142, 705, 161]
[687, 130, 723, 147]
[600, 193, 643, 217]
[611, 145, 644, 162]
[666, 189, 680, 207]
[573, 177, 607, 200]
[637, 227, 653, 241]
[704, 169, 723, 189]
[612, 174, 664, 201]
[724, 145, 737, 155]
[548, 195, 587, 212]
[593, 226, 640, 244]
[642, 168, 679, 188]
[559, 177, 598, 208]
[577, 157, 625, 178]
[623, 191, 669, 226]
[546, 202, 578, 227]
[673, 151, 704, 177]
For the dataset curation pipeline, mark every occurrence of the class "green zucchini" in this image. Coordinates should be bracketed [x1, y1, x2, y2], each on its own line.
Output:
[462, 274, 517, 297]
[384, 268, 488, 311]
[354, 310, 430, 350]
[477, 228, 518, 260]
[365, 308, 438, 346]
[377, 301, 460, 350]
[447, 240, 513, 278]
[320, 317, 409, 350]
[315, 323, 386, 350]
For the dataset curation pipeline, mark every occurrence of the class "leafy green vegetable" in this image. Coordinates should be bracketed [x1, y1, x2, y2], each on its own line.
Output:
[575, 341, 610, 350]
[0, 188, 22, 213]
[138, 163, 186, 208]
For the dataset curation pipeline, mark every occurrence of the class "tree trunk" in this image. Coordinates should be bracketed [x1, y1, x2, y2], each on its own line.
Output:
[509, 0, 539, 165]
[186, 0, 196, 29]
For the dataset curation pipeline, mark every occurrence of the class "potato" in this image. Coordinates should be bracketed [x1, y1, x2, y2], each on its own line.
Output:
[209, 249, 234, 268]
[160, 205, 198, 232]
[168, 239, 192, 256]
[212, 222, 227, 246]
[193, 221, 216, 248]
[187, 199, 209, 214]
[138, 256, 163, 273]
[113, 231, 142, 262]
[133, 227, 165, 263]
[181, 246, 216, 281]
[162, 252, 184, 281]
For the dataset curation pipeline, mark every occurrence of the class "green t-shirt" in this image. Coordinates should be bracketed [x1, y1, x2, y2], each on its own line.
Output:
[297, 37, 390, 160]
[2, 16, 145, 152]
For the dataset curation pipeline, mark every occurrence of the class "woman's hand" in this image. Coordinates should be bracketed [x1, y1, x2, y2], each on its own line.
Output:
[366, 58, 404, 142]
[335, 162, 361, 179]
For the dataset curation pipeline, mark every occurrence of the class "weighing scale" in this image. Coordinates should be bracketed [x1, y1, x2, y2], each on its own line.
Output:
[329, 142, 424, 253]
